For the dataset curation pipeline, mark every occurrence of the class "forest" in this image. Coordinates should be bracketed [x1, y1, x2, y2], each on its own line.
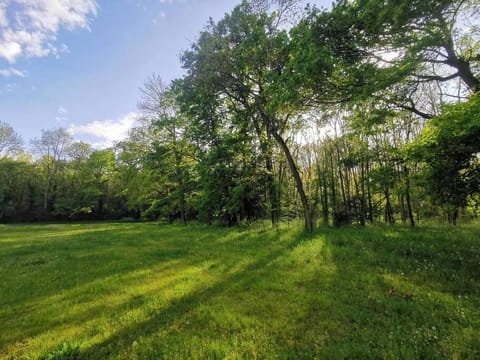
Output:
[1, 0, 479, 231]
[1, 1, 480, 358]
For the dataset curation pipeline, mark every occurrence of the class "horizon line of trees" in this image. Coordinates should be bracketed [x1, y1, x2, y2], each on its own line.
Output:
[1, 0, 479, 230]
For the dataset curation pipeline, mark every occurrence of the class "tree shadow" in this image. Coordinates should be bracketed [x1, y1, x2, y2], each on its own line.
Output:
[0, 224, 219, 349]
[78, 229, 307, 359]
[4, 223, 478, 359]
[1, 223, 307, 357]
[283, 225, 480, 359]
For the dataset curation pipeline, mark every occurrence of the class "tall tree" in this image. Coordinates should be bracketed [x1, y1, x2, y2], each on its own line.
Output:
[138, 75, 193, 223]
[179, 1, 315, 230]
[0, 122, 23, 158]
[31, 128, 73, 216]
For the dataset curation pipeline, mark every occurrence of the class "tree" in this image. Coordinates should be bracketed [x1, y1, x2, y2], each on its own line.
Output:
[0, 157, 39, 221]
[411, 94, 480, 224]
[179, 1, 314, 230]
[138, 75, 194, 222]
[333, 0, 480, 116]
[0, 122, 23, 158]
[31, 128, 73, 216]
[69, 141, 93, 161]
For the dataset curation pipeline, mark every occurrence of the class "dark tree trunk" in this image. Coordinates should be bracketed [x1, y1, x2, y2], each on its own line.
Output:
[399, 194, 407, 224]
[403, 165, 416, 227]
[266, 156, 280, 225]
[384, 188, 394, 224]
[321, 169, 329, 225]
[366, 160, 374, 223]
[358, 164, 366, 227]
[329, 152, 337, 216]
[271, 130, 313, 232]
[444, 40, 480, 93]
[254, 121, 279, 226]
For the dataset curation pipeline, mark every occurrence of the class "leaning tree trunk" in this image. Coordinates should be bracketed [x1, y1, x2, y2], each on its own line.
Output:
[271, 130, 313, 232]
[403, 165, 415, 227]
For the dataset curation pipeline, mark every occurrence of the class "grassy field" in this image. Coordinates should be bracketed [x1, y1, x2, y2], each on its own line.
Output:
[0, 222, 479, 359]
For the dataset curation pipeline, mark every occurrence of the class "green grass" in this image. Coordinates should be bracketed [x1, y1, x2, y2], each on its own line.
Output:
[0, 221, 479, 359]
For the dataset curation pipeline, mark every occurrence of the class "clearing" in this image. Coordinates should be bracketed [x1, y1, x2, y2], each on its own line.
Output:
[0, 222, 479, 359]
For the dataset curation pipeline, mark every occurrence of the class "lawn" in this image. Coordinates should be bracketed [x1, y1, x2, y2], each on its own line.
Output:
[0, 222, 479, 359]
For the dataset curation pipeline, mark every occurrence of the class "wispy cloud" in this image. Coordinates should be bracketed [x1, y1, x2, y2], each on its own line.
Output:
[0, 82, 16, 93]
[0, 3, 8, 28]
[56, 105, 68, 123]
[68, 112, 140, 148]
[0, 66, 26, 77]
[0, 0, 97, 63]
[152, 11, 166, 24]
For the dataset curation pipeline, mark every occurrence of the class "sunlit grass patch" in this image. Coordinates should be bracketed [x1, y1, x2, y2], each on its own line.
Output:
[0, 222, 479, 359]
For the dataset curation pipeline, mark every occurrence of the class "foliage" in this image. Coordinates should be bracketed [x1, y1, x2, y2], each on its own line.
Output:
[411, 95, 480, 221]
[0, 121, 23, 158]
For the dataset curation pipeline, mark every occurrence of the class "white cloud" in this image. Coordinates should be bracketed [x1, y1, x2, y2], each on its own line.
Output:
[0, 39, 22, 62]
[0, 0, 97, 63]
[0, 2, 8, 28]
[56, 105, 68, 123]
[0, 66, 26, 77]
[68, 112, 140, 148]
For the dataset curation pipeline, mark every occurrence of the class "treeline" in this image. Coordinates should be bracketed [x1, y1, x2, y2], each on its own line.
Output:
[1, 0, 479, 229]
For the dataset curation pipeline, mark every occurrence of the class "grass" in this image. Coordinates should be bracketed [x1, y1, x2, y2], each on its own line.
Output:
[0, 221, 479, 359]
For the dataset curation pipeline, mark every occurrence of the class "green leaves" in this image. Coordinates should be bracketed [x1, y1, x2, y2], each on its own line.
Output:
[412, 95, 480, 210]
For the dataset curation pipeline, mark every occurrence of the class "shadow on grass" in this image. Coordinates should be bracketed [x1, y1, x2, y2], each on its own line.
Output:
[2, 223, 479, 359]
[0, 222, 308, 357]
[0, 224, 219, 349]
[78, 229, 307, 359]
[284, 225, 480, 359]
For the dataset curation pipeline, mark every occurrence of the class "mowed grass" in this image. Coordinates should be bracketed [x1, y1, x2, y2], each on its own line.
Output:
[0, 222, 479, 359]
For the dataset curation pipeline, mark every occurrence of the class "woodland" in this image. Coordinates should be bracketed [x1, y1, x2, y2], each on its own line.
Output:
[1, 1, 480, 358]
[0, 0, 479, 230]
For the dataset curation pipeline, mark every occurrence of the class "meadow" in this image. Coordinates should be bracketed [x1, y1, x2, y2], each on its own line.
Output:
[0, 222, 479, 359]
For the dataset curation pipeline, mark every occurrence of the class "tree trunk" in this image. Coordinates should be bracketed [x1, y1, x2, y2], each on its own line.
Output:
[403, 165, 415, 227]
[172, 126, 187, 224]
[266, 155, 280, 225]
[335, 145, 347, 207]
[43, 186, 48, 212]
[321, 168, 329, 225]
[271, 130, 313, 232]
[384, 188, 394, 224]
[329, 151, 337, 216]
[253, 121, 279, 226]
[399, 194, 407, 223]
[444, 40, 480, 93]
[366, 160, 374, 223]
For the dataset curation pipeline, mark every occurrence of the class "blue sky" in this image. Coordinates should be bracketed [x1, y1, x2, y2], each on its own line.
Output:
[0, 0, 327, 148]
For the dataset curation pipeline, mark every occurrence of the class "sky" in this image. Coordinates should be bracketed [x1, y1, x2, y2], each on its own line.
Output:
[0, 0, 328, 148]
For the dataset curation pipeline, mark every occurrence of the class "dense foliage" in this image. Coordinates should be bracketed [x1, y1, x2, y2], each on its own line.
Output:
[1, 0, 479, 228]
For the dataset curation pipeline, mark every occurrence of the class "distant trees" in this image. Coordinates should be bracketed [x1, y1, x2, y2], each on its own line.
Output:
[0, 158, 39, 221]
[0, 122, 23, 158]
